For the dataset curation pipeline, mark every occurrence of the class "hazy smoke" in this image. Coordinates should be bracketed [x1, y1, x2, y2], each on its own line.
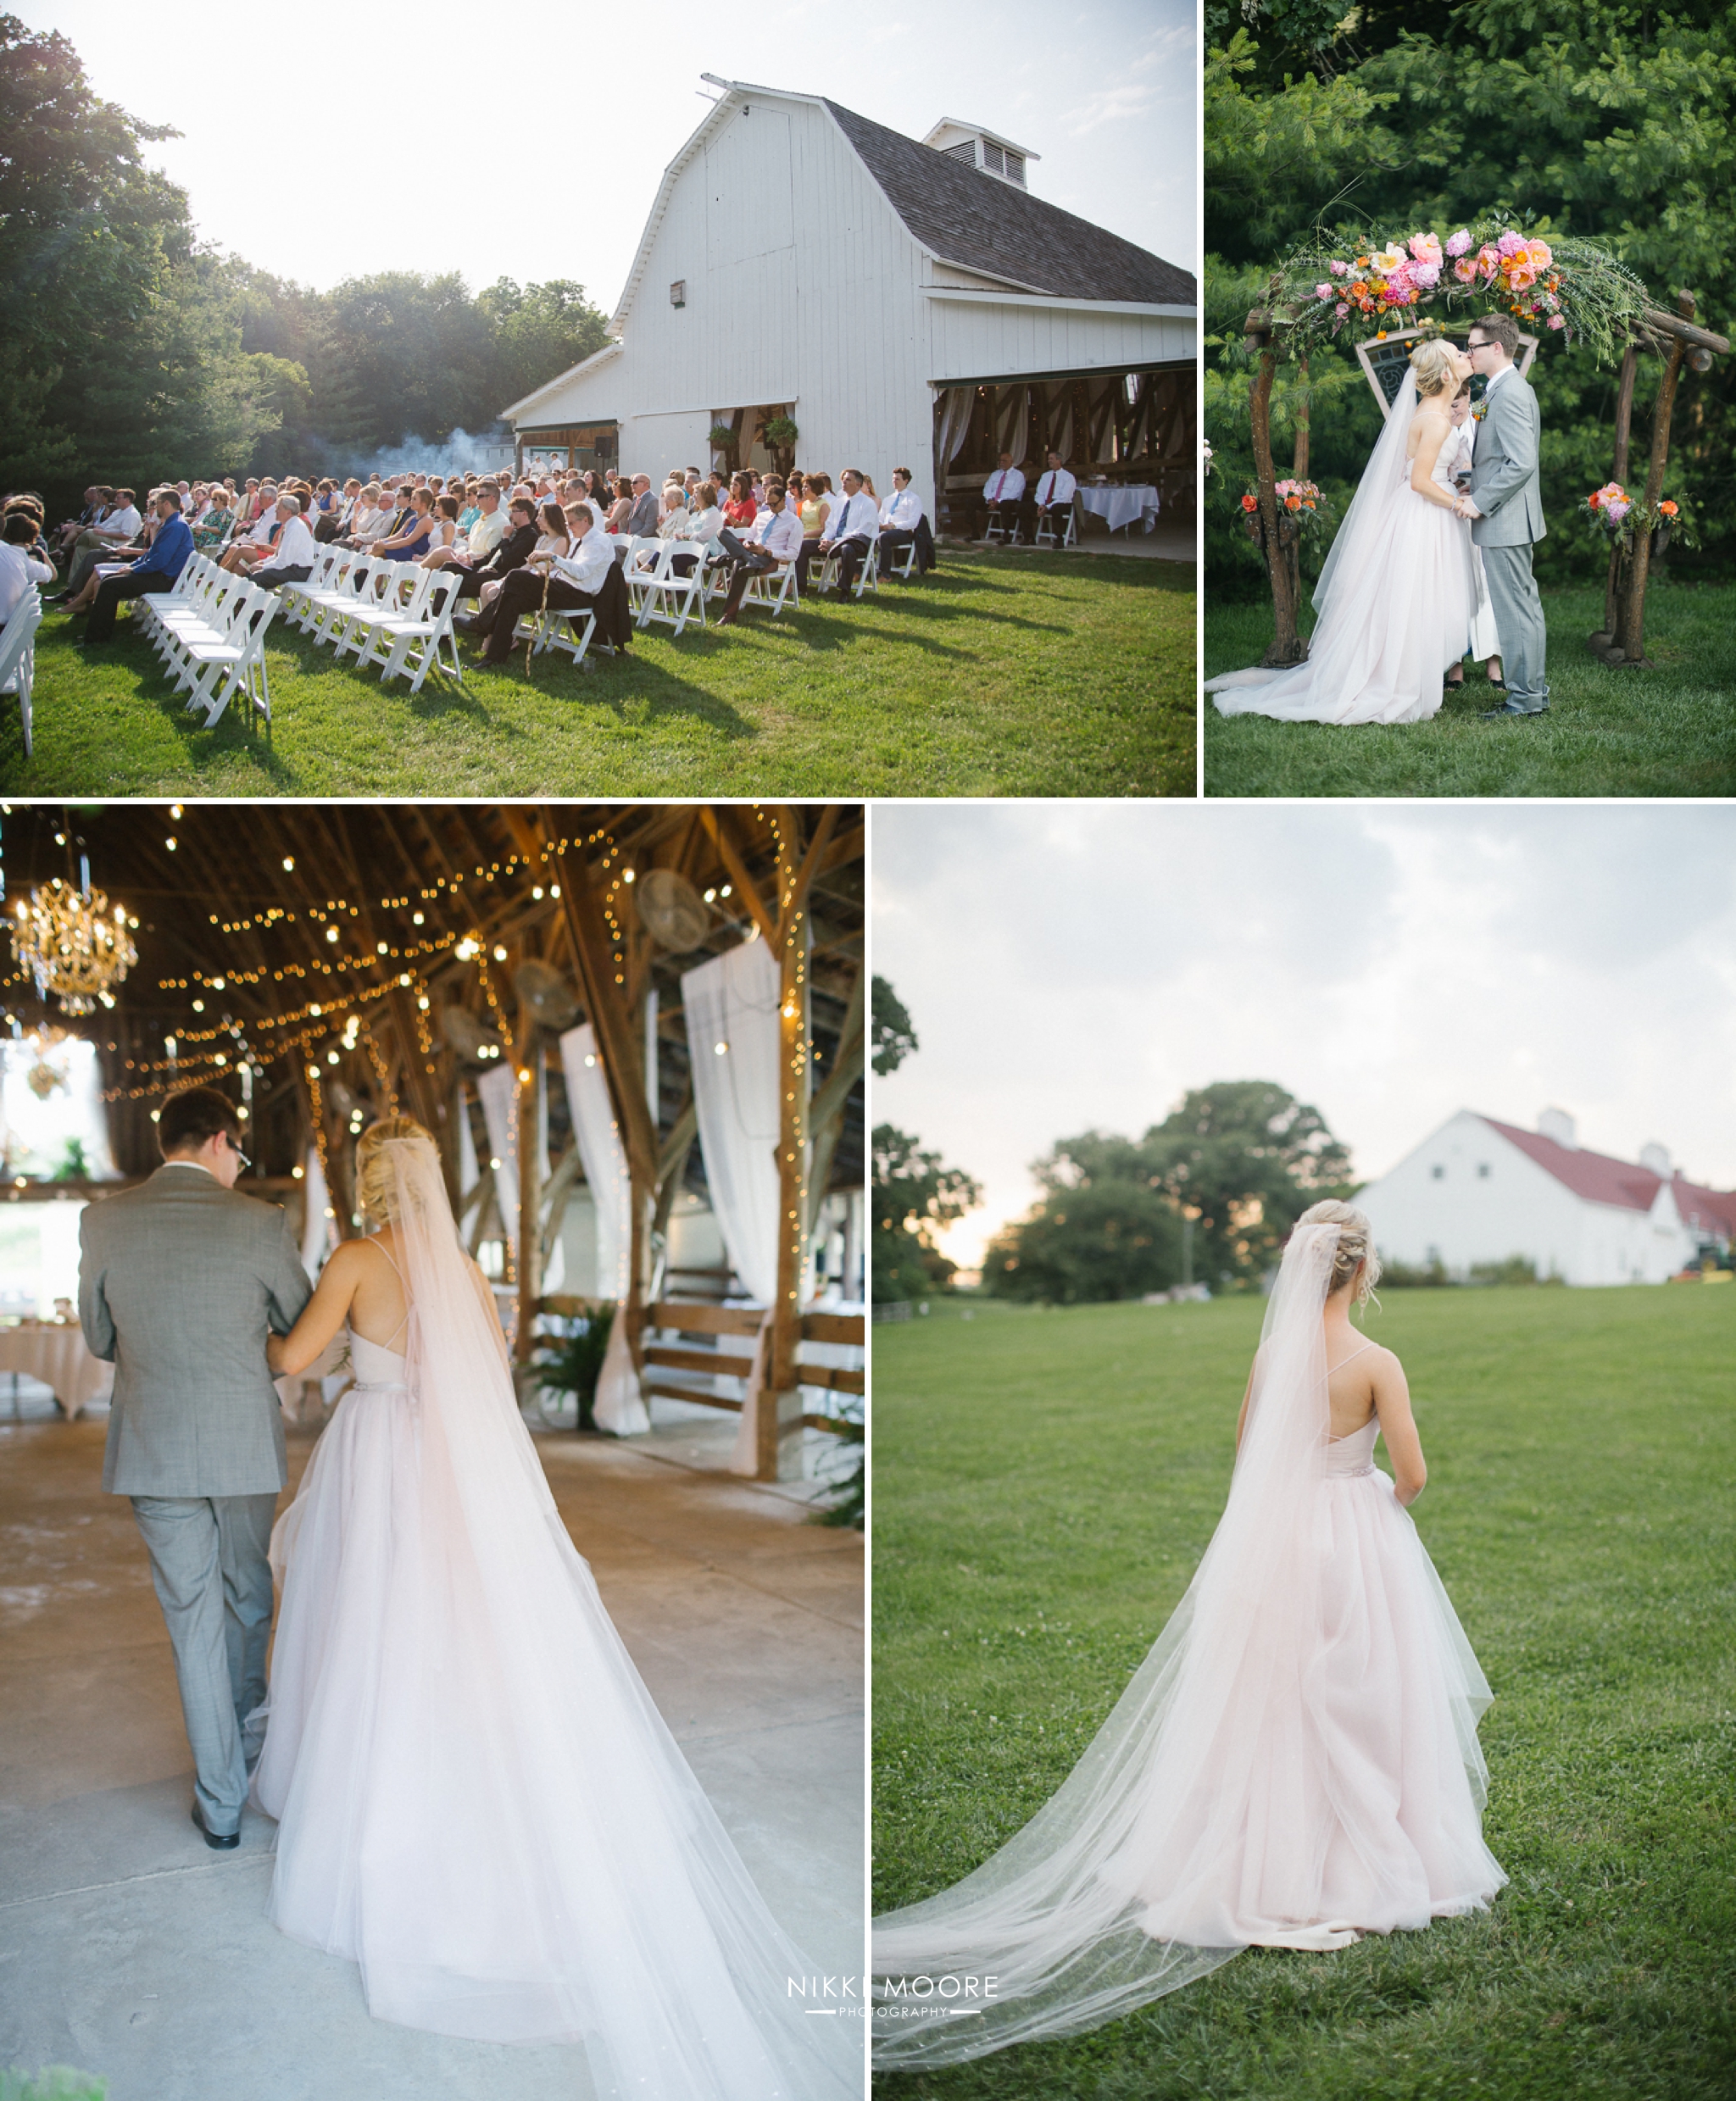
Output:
[349, 425, 515, 481]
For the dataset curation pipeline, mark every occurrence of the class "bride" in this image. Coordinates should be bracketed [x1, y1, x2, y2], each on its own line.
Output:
[253, 1118, 858, 2100]
[872, 1202, 1505, 2069]
[1207, 339, 1482, 724]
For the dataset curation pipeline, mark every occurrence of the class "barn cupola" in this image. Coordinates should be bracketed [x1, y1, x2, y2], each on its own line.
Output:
[922, 118, 1039, 189]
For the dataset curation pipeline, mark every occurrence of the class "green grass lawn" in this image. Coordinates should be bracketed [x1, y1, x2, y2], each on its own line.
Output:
[7, 552, 1192, 798]
[871, 1287, 1736, 2100]
[1204, 581, 1736, 797]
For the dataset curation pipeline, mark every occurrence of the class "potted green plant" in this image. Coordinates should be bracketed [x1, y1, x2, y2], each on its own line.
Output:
[531, 1302, 616, 1431]
[762, 414, 799, 476]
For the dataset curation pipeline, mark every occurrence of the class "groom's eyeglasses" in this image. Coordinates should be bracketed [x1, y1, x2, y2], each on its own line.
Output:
[224, 1133, 252, 1170]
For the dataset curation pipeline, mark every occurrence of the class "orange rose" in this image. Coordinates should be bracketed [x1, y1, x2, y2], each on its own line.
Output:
[1285, 493, 1302, 511]
[1241, 494, 1258, 513]
[1660, 500, 1679, 516]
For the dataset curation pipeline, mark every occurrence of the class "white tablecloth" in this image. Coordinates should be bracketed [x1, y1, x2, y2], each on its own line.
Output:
[0, 1326, 114, 1416]
[1079, 484, 1160, 533]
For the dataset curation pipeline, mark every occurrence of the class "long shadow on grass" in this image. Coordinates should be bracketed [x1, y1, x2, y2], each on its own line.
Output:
[66, 628, 294, 778]
[460, 642, 762, 741]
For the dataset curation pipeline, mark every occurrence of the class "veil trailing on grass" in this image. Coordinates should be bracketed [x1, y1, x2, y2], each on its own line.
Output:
[266, 1133, 860, 2099]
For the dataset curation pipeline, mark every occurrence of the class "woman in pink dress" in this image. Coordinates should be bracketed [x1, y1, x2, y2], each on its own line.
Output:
[873, 1201, 1505, 2069]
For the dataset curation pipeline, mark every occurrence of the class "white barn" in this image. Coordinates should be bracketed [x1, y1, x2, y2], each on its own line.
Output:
[500, 78, 1195, 535]
[1356, 1109, 1736, 1287]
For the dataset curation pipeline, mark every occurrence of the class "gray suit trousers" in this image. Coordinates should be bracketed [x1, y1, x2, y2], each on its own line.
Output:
[1481, 542, 1550, 710]
[131, 1492, 277, 1832]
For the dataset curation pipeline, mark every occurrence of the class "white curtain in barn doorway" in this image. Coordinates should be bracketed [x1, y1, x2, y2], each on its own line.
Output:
[558, 1022, 648, 1436]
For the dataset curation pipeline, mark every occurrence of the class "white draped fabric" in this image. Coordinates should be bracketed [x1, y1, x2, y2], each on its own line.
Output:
[476, 1064, 520, 1256]
[299, 1145, 332, 1277]
[558, 1023, 648, 1437]
[682, 939, 781, 1304]
[456, 1084, 480, 1216]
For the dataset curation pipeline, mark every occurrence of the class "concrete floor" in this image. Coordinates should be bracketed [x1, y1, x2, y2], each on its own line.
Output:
[0, 1402, 864, 2099]
[942, 514, 1196, 564]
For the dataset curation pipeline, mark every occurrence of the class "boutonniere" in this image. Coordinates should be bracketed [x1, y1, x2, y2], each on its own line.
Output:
[1472, 401, 1488, 421]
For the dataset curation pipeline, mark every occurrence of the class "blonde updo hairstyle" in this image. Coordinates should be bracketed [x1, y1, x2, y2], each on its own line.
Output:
[355, 1114, 437, 1226]
[1295, 1198, 1383, 1309]
[1409, 337, 1461, 401]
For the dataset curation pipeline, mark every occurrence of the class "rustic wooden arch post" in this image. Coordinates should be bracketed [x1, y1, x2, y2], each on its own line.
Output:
[1244, 285, 1307, 668]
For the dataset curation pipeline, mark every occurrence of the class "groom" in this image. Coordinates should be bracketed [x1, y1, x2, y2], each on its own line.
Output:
[79, 1086, 312, 1848]
[1458, 313, 1549, 718]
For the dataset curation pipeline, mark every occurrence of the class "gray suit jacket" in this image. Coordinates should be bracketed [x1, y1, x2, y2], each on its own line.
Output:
[625, 491, 661, 537]
[80, 1164, 314, 1497]
[1470, 370, 1546, 548]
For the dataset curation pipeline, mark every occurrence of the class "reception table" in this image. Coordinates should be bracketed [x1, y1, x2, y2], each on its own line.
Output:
[1079, 483, 1160, 534]
[0, 1324, 114, 1417]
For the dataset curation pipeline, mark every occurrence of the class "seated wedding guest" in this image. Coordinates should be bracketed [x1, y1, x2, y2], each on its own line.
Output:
[713, 478, 801, 625]
[192, 491, 236, 549]
[604, 479, 634, 533]
[815, 468, 877, 596]
[458, 485, 482, 536]
[470, 501, 593, 661]
[76, 491, 195, 642]
[623, 474, 660, 537]
[451, 495, 539, 606]
[669, 480, 724, 576]
[977, 451, 1025, 538]
[372, 487, 437, 563]
[54, 487, 103, 559]
[314, 478, 360, 543]
[793, 472, 832, 592]
[1021, 448, 1077, 542]
[0, 512, 56, 627]
[58, 488, 144, 598]
[418, 492, 465, 568]
[450, 481, 507, 568]
[877, 467, 924, 575]
[220, 484, 282, 573]
[637, 486, 690, 564]
[253, 492, 320, 592]
[723, 472, 757, 532]
[4, 495, 51, 560]
[339, 484, 387, 547]
[749, 472, 767, 507]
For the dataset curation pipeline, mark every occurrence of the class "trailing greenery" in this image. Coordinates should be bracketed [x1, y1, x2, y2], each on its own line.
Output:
[0, 17, 609, 516]
[871, 1287, 1736, 2100]
[1204, 581, 1736, 796]
[6, 554, 1191, 798]
[1205, 3, 1736, 600]
[983, 1084, 1354, 1303]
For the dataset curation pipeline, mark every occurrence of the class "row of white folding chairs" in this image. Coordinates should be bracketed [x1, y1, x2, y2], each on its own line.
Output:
[0, 586, 43, 756]
[131, 553, 278, 725]
[281, 547, 463, 693]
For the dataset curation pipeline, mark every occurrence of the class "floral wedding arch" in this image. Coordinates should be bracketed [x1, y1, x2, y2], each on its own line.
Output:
[1227, 219, 1728, 671]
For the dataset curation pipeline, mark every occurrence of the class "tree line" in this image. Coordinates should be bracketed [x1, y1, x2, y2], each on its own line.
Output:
[0, 16, 609, 516]
[1204, 0, 1736, 597]
[870, 977, 1355, 1305]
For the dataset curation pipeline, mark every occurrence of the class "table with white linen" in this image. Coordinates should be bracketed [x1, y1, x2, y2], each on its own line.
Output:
[0, 1324, 114, 1416]
[1079, 484, 1160, 534]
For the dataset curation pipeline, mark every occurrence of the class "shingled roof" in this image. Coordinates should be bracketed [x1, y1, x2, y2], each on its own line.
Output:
[822, 98, 1194, 308]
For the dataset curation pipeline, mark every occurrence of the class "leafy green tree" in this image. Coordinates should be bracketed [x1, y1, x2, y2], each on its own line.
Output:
[480, 277, 611, 416]
[872, 1125, 982, 1303]
[982, 1169, 1183, 1303]
[871, 975, 918, 1075]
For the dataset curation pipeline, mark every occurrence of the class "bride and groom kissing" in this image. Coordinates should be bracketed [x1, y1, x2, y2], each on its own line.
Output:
[1209, 311, 1550, 723]
[78, 1086, 857, 2099]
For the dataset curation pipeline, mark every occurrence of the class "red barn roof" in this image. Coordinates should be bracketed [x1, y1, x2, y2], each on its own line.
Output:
[1480, 1115, 1735, 1233]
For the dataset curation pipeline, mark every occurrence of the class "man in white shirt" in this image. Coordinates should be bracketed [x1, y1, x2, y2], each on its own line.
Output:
[476, 501, 618, 664]
[59, 490, 145, 598]
[253, 496, 320, 591]
[815, 469, 878, 596]
[715, 480, 803, 624]
[1022, 451, 1077, 543]
[976, 453, 1026, 539]
[876, 468, 924, 577]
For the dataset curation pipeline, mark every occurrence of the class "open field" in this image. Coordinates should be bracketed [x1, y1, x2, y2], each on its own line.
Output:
[871, 1287, 1736, 2099]
[6, 553, 1192, 798]
[1203, 582, 1736, 798]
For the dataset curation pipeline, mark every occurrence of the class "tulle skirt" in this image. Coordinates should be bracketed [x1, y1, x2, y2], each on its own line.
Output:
[252, 1378, 859, 2099]
[1208, 486, 1479, 725]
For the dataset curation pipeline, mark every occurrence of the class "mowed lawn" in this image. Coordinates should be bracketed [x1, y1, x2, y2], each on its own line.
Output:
[6, 551, 1192, 798]
[1203, 581, 1736, 798]
[871, 1287, 1736, 2100]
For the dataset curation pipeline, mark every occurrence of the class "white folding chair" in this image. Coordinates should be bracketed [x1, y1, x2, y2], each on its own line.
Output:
[277, 547, 339, 629]
[373, 568, 465, 693]
[738, 559, 799, 618]
[635, 544, 709, 637]
[514, 601, 598, 667]
[331, 561, 432, 668]
[812, 534, 878, 600]
[303, 553, 379, 648]
[175, 582, 278, 727]
[887, 526, 925, 581]
[1034, 499, 1078, 549]
[0, 586, 43, 757]
[982, 509, 1018, 545]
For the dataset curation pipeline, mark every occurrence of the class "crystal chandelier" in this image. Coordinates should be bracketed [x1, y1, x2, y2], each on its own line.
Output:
[11, 870, 138, 1015]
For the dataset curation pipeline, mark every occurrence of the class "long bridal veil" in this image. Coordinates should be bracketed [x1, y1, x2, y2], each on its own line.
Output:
[874, 1220, 1499, 2069]
[266, 1135, 860, 2100]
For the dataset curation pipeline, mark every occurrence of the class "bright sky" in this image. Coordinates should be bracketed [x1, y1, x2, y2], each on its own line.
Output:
[23, 0, 1193, 305]
[871, 803, 1736, 1270]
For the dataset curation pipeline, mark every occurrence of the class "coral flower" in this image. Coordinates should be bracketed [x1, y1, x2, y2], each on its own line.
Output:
[1409, 231, 1443, 265]
[1285, 493, 1302, 512]
[1241, 494, 1258, 513]
[1507, 262, 1538, 292]
[1660, 500, 1679, 516]
[1527, 239, 1554, 270]
[1453, 257, 1479, 284]
[1349, 281, 1368, 297]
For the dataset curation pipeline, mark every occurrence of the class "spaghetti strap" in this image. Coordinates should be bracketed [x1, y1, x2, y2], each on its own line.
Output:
[360, 1236, 412, 1352]
[1327, 1338, 1377, 1375]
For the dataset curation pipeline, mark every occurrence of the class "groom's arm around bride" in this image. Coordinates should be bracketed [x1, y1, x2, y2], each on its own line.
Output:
[79, 1086, 313, 1847]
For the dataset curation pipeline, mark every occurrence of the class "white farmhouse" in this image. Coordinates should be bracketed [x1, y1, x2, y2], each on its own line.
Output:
[500, 79, 1194, 533]
[1356, 1109, 1736, 1287]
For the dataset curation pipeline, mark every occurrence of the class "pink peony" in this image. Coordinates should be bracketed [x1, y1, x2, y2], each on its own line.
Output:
[1548, 314, 1566, 330]
[1335, 301, 1350, 317]
[1606, 498, 1633, 521]
[1498, 230, 1527, 257]
[1411, 262, 1441, 289]
[1453, 256, 1479, 283]
[1409, 231, 1443, 266]
[1527, 238, 1554, 270]
[1507, 262, 1538, 291]
[1329, 259, 1347, 276]
[1477, 244, 1501, 278]
[1316, 282, 1333, 300]
[1444, 228, 1473, 257]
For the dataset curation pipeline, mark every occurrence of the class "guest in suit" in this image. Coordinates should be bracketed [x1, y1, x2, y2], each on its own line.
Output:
[976, 452, 1026, 539]
[70, 492, 196, 641]
[474, 500, 615, 664]
[623, 475, 660, 537]
[1021, 450, 1077, 542]
[877, 468, 924, 576]
[815, 470, 878, 596]
[714, 480, 803, 624]
[79, 1085, 314, 1847]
